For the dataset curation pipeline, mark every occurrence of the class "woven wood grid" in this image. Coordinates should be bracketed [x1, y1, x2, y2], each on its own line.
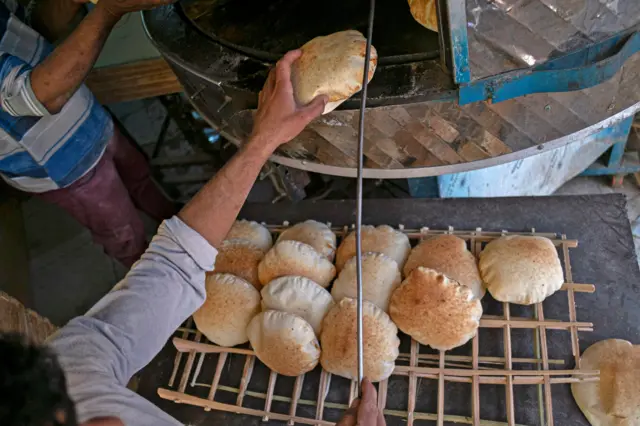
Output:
[157, 224, 596, 426]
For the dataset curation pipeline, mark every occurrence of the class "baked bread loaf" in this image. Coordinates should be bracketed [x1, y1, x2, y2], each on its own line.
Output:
[479, 235, 564, 305]
[277, 220, 337, 261]
[258, 240, 336, 287]
[332, 252, 401, 312]
[389, 267, 482, 350]
[321, 298, 399, 382]
[336, 225, 410, 272]
[404, 235, 484, 299]
[291, 30, 378, 114]
[408, 0, 438, 32]
[572, 339, 640, 425]
[213, 239, 264, 290]
[226, 220, 272, 252]
[247, 310, 321, 376]
[193, 273, 261, 347]
[261, 276, 334, 335]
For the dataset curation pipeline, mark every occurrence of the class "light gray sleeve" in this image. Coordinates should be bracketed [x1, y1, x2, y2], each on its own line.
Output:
[48, 216, 217, 388]
[0, 65, 50, 117]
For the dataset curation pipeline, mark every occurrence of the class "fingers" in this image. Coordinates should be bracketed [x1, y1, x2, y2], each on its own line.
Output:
[298, 95, 328, 121]
[360, 378, 378, 406]
[275, 50, 302, 88]
[355, 378, 382, 426]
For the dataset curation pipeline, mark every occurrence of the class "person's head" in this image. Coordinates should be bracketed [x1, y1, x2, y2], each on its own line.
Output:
[0, 333, 77, 426]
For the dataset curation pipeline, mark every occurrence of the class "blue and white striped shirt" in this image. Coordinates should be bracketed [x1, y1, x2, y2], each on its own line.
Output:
[0, 0, 111, 192]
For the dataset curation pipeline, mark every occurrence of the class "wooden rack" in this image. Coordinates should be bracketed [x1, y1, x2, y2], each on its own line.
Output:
[157, 224, 596, 426]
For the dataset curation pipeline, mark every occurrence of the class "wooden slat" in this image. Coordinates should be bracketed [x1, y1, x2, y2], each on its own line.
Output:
[86, 58, 182, 104]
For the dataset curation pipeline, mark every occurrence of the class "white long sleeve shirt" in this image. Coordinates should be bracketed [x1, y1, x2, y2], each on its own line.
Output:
[48, 217, 218, 425]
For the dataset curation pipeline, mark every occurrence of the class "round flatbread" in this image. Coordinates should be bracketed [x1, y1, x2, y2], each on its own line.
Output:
[247, 310, 320, 376]
[479, 235, 564, 305]
[277, 220, 337, 261]
[572, 339, 640, 426]
[408, 0, 438, 32]
[213, 239, 264, 290]
[404, 235, 485, 299]
[258, 240, 336, 287]
[291, 30, 378, 114]
[321, 298, 399, 382]
[226, 220, 273, 252]
[193, 273, 261, 347]
[332, 252, 401, 312]
[336, 225, 410, 272]
[390, 267, 482, 350]
[261, 276, 334, 336]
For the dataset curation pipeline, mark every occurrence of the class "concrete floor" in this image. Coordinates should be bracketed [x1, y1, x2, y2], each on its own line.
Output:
[19, 173, 640, 326]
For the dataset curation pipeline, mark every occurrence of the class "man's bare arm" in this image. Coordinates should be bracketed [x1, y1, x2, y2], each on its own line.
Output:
[178, 50, 327, 248]
[29, 0, 83, 43]
[30, 0, 174, 114]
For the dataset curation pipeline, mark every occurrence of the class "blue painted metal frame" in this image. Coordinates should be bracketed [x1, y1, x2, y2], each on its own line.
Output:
[457, 28, 640, 105]
[446, 0, 470, 84]
[581, 117, 640, 177]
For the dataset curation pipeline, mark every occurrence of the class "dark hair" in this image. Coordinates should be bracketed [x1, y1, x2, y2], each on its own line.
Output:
[0, 333, 77, 426]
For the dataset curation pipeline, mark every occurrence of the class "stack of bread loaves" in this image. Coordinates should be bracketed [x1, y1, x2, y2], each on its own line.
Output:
[193, 220, 273, 347]
[248, 220, 336, 376]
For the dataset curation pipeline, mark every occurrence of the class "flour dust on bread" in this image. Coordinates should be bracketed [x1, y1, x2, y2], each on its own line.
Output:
[247, 310, 320, 376]
[225, 219, 273, 252]
[320, 298, 399, 382]
[291, 30, 378, 114]
[332, 252, 401, 312]
[193, 273, 261, 347]
[479, 235, 564, 305]
[389, 267, 482, 350]
[404, 234, 485, 299]
[258, 240, 336, 287]
[336, 225, 410, 272]
[261, 275, 334, 336]
[213, 239, 264, 290]
[572, 339, 640, 425]
[276, 220, 337, 261]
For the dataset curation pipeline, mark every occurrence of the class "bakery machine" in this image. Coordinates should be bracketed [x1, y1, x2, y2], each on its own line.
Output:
[143, 0, 640, 182]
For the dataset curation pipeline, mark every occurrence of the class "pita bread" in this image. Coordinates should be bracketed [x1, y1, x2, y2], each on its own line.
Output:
[226, 220, 273, 252]
[572, 339, 640, 425]
[479, 236, 564, 305]
[408, 0, 438, 32]
[261, 276, 334, 335]
[193, 273, 261, 347]
[291, 30, 378, 114]
[389, 267, 482, 350]
[336, 225, 410, 272]
[258, 240, 336, 287]
[404, 235, 485, 299]
[213, 239, 264, 290]
[247, 310, 320, 376]
[320, 298, 399, 382]
[277, 220, 337, 261]
[332, 252, 401, 312]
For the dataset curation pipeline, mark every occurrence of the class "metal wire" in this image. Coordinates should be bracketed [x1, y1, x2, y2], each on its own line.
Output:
[355, 0, 376, 392]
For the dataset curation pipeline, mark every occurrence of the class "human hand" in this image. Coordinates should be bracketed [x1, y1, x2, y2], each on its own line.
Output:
[250, 50, 328, 151]
[96, 0, 176, 17]
[336, 378, 386, 426]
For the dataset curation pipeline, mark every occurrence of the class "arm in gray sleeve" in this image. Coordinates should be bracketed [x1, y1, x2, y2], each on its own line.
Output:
[48, 216, 217, 387]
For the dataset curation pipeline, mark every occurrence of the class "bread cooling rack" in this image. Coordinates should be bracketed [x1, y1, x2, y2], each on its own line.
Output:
[157, 224, 597, 426]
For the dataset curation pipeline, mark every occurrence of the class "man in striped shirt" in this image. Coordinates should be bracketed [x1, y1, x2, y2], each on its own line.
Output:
[0, 0, 175, 267]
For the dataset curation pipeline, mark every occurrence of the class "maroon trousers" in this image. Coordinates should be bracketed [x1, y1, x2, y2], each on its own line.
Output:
[37, 127, 176, 268]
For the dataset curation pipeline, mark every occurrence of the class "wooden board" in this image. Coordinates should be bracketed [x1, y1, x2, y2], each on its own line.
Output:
[86, 58, 182, 105]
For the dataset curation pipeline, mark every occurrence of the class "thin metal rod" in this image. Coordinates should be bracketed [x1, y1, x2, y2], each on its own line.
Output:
[355, 0, 376, 390]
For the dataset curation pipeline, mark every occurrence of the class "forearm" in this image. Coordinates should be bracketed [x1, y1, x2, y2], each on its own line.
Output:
[30, 3, 119, 113]
[178, 137, 274, 248]
[30, 0, 83, 42]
